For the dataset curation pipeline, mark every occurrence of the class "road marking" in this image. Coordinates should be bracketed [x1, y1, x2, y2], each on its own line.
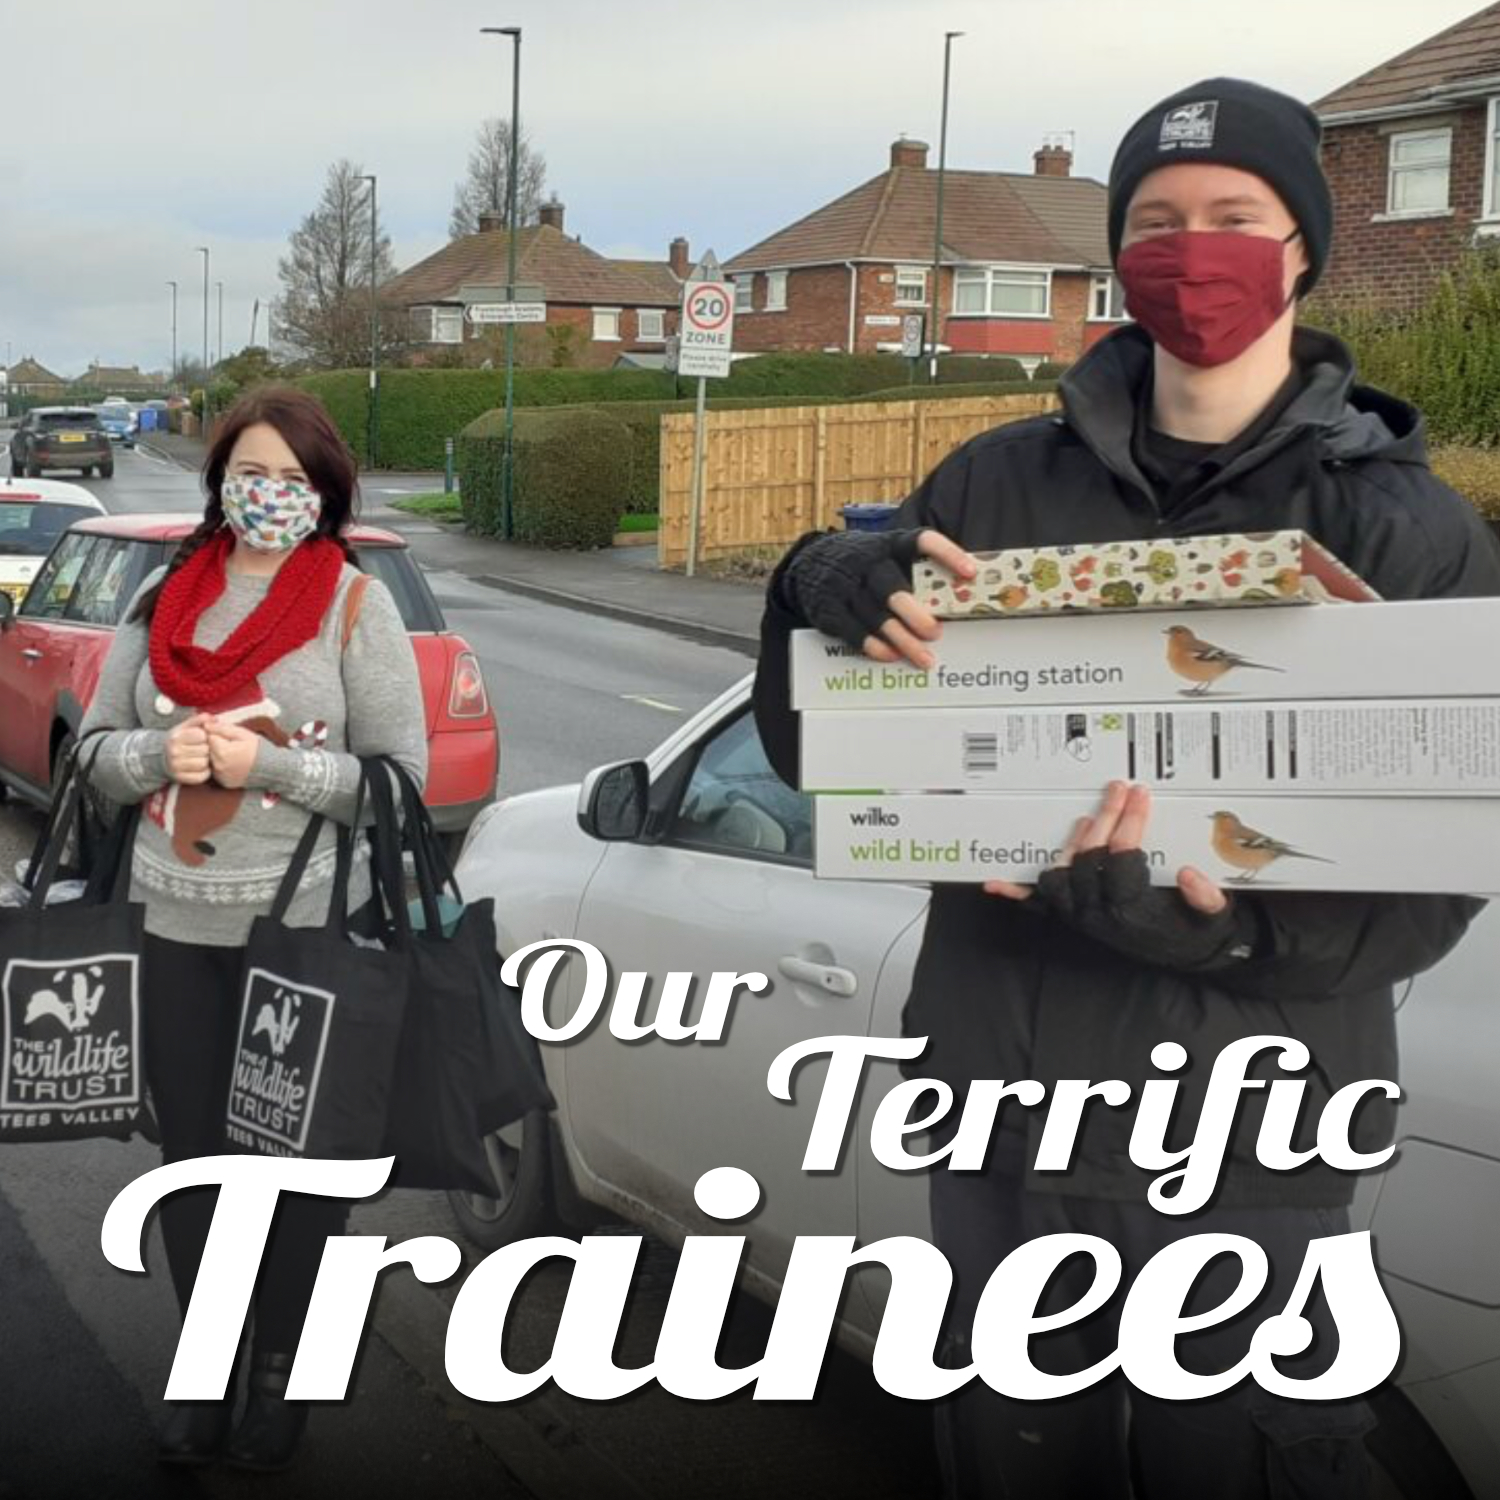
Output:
[621, 694, 682, 714]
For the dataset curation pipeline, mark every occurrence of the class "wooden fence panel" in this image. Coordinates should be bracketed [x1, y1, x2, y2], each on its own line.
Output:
[658, 392, 1058, 566]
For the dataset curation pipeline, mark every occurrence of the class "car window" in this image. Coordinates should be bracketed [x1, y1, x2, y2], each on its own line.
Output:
[21, 534, 99, 620]
[65, 538, 152, 627]
[37, 411, 101, 430]
[0, 500, 96, 557]
[356, 545, 443, 632]
[668, 709, 812, 864]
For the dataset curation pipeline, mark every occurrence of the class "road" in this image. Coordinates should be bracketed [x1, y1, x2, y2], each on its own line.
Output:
[0, 439, 941, 1500]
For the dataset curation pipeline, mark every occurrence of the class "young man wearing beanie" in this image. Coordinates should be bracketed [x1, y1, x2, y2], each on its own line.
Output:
[753, 78, 1500, 1498]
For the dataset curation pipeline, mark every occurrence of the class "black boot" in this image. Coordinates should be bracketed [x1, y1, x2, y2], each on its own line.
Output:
[157, 1399, 235, 1466]
[225, 1353, 309, 1474]
[156, 1338, 243, 1466]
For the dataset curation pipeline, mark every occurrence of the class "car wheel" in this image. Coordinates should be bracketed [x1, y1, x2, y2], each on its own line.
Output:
[446, 1110, 563, 1253]
[24, 464, 39, 479]
[100, 464, 114, 479]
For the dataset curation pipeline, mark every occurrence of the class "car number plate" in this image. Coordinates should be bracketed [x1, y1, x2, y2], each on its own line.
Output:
[58, 432, 87, 443]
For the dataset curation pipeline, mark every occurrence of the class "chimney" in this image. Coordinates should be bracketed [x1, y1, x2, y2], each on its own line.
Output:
[538, 198, 565, 231]
[890, 137, 930, 170]
[669, 237, 691, 278]
[477, 209, 506, 233]
[1033, 142, 1073, 178]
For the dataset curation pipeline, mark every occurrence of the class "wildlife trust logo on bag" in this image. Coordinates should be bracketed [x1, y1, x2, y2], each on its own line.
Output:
[226, 968, 334, 1155]
[1, 954, 141, 1128]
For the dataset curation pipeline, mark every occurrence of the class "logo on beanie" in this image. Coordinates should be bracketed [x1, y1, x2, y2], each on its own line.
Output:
[1159, 99, 1218, 150]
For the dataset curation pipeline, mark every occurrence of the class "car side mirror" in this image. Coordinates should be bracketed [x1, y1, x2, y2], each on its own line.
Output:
[0, 593, 13, 629]
[577, 760, 649, 841]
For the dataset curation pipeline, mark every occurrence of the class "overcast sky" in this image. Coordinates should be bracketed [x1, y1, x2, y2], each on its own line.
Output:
[0, 0, 1483, 375]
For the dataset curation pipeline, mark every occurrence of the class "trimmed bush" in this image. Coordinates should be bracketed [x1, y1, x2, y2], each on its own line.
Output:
[935, 356, 1027, 383]
[1032, 360, 1071, 381]
[296, 367, 678, 470]
[711, 352, 912, 399]
[457, 406, 633, 548]
[858, 380, 1057, 403]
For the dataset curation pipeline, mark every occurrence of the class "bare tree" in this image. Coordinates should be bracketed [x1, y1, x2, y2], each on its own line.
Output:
[274, 159, 399, 370]
[449, 118, 548, 240]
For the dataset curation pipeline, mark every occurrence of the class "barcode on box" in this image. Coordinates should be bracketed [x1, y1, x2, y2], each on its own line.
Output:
[963, 731, 999, 776]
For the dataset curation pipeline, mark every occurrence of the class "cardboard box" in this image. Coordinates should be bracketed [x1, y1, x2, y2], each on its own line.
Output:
[800, 700, 1500, 795]
[911, 530, 1378, 619]
[813, 792, 1500, 893]
[791, 598, 1500, 710]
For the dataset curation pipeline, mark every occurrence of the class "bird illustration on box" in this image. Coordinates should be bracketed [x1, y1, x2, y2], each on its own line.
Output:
[1164, 625, 1285, 695]
[1209, 811, 1335, 883]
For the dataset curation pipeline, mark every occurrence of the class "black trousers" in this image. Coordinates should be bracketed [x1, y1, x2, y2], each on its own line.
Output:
[141, 932, 349, 1358]
[929, 1166, 1376, 1500]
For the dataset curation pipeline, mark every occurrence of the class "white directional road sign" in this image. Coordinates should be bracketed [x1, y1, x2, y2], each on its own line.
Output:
[466, 302, 547, 325]
[678, 259, 734, 379]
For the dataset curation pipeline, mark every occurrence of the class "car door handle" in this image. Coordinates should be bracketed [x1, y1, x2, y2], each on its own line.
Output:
[778, 953, 859, 998]
[21, 648, 42, 661]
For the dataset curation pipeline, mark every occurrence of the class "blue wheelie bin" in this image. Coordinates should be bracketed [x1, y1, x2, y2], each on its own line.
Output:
[840, 502, 902, 532]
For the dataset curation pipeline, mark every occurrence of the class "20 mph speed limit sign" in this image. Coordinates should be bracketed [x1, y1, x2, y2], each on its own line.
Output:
[678, 258, 735, 378]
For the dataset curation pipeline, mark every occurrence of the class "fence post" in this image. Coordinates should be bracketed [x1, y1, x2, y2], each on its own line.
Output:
[813, 408, 828, 530]
[911, 402, 926, 489]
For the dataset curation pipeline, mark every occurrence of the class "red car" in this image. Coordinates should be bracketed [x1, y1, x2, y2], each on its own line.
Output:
[0, 513, 498, 842]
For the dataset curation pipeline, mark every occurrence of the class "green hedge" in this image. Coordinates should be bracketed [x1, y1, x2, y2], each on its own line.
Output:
[858, 380, 1056, 403]
[296, 367, 678, 470]
[457, 406, 633, 547]
[934, 356, 1028, 383]
[709, 353, 912, 398]
[1033, 360, 1071, 381]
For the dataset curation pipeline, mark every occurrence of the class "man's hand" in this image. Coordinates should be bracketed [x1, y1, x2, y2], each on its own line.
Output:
[164, 714, 212, 786]
[983, 783, 1253, 974]
[784, 527, 977, 668]
[204, 718, 260, 790]
[984, 781, 1227, 913]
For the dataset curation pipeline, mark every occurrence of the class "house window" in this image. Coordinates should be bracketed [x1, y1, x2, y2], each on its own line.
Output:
[593, 308, 622, 341]
[894, 266, 928, 306]
[951, 266, 1051, 317]
[1387, 128, 1451, 215]
[764, 270, 788, 312]
[637, 308, 665, 341]
[1088, 273, 1127, 322]
[413, 306, 464, 344]
[734, 274, 755, 313]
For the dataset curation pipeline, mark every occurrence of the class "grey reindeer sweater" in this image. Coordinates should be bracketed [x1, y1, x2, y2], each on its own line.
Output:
[80, 563, 428, 945]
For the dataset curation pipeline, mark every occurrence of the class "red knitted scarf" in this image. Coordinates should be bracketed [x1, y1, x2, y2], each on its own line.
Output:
[148, 531, 345, 709]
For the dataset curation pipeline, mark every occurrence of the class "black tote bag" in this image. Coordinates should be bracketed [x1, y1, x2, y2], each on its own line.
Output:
[224, 776, 408, 1161]
[369, 760, 554, 1194]
[0, 734, 149, 1145]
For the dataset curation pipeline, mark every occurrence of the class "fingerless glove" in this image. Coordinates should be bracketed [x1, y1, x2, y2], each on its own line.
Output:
[775, 527, 926, 651]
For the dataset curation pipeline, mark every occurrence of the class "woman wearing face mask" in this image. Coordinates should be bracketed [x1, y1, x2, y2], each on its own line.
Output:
[79, 386, 427, 1474]
[753, 79, 1500, 1500]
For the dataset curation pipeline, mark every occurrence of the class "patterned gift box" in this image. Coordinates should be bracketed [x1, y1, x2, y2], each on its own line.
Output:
[911, 530, 1379, 619]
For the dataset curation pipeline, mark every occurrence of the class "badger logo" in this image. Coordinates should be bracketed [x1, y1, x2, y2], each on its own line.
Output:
[22, 965, 106, 1034]
[1159, 99, 1218, 149]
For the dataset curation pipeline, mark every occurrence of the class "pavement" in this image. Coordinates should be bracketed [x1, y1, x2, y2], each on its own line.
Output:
[139, 433, 764, 653]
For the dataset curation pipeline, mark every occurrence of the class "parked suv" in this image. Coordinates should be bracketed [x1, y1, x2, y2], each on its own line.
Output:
[10, 408, 113, 479]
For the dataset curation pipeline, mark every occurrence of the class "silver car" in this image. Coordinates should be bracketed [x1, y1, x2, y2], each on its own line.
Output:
[453, 676, 1500, 1500]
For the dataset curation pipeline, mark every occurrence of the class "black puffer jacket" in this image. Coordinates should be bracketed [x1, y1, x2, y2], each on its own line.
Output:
[754, 324, 1500, 1208]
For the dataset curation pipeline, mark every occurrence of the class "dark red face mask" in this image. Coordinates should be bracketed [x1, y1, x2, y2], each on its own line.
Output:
[1116, 230, 1297, 367]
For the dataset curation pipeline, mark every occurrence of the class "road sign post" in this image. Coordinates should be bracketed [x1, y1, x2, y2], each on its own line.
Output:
[680, 253, 735, 578]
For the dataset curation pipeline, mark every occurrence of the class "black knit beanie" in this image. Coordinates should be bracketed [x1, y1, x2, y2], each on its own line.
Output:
[1107, 78, 1333, 293]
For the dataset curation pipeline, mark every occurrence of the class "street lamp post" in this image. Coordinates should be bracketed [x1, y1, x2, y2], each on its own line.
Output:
[358, 173, 380, 469]
[166, 281, 178, 391]
[196, 246, 210, 429]
[216, 281, 224, 366]
[927, 30, 963, 383]
[482, 24, 522, 540]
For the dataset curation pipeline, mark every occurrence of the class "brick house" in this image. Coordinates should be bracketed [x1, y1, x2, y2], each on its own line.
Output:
[1315, 2, 1500, 311]
[722, 138, 1123, 371]
[381, 200, 687, 368]
[4, 358, 66, 398]
[74, 364, 166, 394]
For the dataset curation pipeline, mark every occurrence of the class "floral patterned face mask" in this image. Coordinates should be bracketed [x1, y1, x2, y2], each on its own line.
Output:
[220, 474, 324, 552]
